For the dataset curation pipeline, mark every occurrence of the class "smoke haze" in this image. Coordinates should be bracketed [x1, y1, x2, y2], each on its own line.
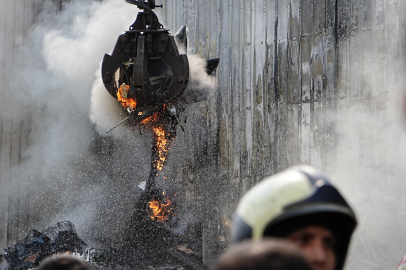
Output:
[3, 0, 218, 250]
[323, 45, 406, 268]
[3, 0, 406, 269]
[4, 0, 155, 246]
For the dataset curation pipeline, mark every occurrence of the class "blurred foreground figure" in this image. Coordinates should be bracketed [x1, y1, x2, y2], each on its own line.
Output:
[231, 165, 357, 270]
[396, 255, 406, 270]
[210, 239, 312, 270]
[36, 255, 91, 270]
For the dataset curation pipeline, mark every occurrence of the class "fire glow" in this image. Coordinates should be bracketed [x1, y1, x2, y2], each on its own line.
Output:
[148, 196, 173, 222]
[140, 112, 160, 125]
[117, 84, 137, 110]
[138, 112, 171, 171]
[152, 126, 170, 171]
[115, 91, 174, 222]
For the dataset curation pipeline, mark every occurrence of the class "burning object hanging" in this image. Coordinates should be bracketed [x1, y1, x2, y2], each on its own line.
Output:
[102, 0, 189, 131]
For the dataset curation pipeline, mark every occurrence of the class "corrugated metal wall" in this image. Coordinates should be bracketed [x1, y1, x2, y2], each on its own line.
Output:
[0, 0, 405, 269]
[161, 0, 406, 268]
[0, 0, 63, 250]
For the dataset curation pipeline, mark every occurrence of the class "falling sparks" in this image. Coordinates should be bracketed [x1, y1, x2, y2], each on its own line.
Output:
[152, 126, 170, 171]
[117, 84, 137, 110]
[148, 196, 173, 223]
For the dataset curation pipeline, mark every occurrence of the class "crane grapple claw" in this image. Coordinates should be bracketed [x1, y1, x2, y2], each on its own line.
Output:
[101, 0, 189, 124]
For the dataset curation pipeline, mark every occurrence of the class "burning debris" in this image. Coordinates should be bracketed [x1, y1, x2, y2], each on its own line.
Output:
[117, 83, 137, 111]
[101, 2, 219, 223]
[152, 125, 171, 171]
[3, 221, 86, 270]
[144, 122, 176, 223]
[149, 195, 173, 222]
[92, 1, 220, 268]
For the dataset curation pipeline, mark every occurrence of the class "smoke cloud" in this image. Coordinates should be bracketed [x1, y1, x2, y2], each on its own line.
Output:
[185, 52, 217, 89]
[5, 0, 154, 247]
[5, 0, 218, 251]
[323, 45, 406, 268]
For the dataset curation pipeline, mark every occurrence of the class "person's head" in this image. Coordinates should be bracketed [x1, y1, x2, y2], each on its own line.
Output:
[231, 165, 357, 270]
[210, 239, 313, 270]
[36, 255, 91, 270]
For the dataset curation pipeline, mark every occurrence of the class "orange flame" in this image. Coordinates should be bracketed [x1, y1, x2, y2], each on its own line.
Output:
[117, 84, 137, 110]
[152, 126, 170, 171]
[140, 112, 160, 125]
[148, 196, 172, 222]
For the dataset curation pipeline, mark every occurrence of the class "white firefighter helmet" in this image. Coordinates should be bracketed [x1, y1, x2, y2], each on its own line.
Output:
[231, 165, 357, 270]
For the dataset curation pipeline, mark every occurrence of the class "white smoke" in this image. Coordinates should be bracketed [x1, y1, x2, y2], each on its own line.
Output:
[6, 0, 216, 249]
[176, 35, 217, 90]
[90, 72, 127, 137]
[187, 53, 217, 89]
[323, 45, 406, 269]
[5, 0, 153, 246]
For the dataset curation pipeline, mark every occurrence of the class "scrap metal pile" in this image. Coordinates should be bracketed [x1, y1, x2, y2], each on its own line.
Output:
[3, 221, 86, 270]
